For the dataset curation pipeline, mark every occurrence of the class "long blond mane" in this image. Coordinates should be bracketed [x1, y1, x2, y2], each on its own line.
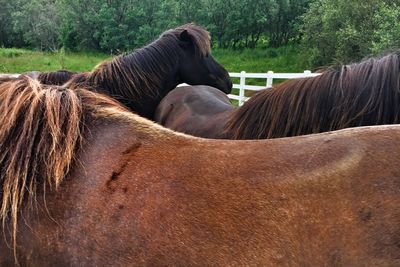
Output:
[0, 77, 126, 258]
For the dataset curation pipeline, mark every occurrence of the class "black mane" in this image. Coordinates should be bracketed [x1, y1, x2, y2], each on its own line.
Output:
[225, 51, 400, 139]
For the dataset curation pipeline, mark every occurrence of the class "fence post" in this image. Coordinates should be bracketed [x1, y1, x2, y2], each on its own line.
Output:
[239, 71, 246, 106]
[266, 71, 274, 88]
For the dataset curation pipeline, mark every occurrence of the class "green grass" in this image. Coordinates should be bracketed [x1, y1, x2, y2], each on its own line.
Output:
[215, 45, 312, 101]
[0, 48, 110, 73]
[0, 45, 310, 74]
[213, 45, 312, 88]
[213, 45, 311, 73]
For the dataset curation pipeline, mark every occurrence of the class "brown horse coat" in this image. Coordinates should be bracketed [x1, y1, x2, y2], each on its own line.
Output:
[0, 78, 399, 266]
[155, 85, 235, 138]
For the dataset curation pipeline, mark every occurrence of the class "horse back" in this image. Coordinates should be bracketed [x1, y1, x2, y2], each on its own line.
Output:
[155, 85, 235, 138]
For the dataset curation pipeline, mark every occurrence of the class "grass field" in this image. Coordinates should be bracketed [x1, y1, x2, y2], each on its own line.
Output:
[0, 48, 110, 73]
[0, 45, 311, 75]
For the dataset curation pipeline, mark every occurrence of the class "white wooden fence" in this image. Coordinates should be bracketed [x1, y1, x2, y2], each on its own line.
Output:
[0, 74, 19, 78]
[228, 70, 321, 106]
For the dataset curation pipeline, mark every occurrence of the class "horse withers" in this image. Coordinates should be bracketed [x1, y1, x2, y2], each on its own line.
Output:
[0, 77, 399, 266]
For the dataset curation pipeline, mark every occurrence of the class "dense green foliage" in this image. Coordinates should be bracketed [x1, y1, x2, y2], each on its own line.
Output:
[0, 0, 311, 51]
[0, 0, 399, 67]
[301, 0, 400, 66]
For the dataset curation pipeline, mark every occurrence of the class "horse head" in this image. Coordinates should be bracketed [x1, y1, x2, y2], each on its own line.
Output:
[175, 27, 232, 94]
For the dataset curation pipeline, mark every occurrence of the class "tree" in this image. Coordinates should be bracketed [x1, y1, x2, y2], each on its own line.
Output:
[12, 0, 61, 50]
[203, 0, 283, 49]
[59, 0, 106, 50]
[0, 0, 23, 47]
[372, 2, 400, 53]
[301, 0, 400, 66]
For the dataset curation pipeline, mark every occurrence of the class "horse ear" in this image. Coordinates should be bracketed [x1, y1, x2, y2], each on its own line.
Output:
[179, 30, 192, 44]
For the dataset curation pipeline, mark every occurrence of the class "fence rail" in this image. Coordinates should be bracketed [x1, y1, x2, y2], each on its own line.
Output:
[0, 74, 20, 79]
[228, 70, 321, 106]
[1, 71, 321, 106]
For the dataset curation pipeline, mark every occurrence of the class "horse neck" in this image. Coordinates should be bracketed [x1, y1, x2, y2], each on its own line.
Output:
[85, 45, 183, 119]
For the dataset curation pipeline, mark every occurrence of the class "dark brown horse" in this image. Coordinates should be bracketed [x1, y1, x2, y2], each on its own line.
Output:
[155, 51, 400, 139]
[155, 85, 235, 138]
[0, 78, 400, 266]
[1, 77, 400, 266]
[1, 24, 231, 120]
[64, 24, 232, 119]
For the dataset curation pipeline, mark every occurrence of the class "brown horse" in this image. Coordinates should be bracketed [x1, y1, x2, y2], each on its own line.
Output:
[155, 85, 235, 138]
[1, 24, 232, 120]
[0, 77, 400, 266]
[64, 24, 232, 119]
[155, 51, 400, 139]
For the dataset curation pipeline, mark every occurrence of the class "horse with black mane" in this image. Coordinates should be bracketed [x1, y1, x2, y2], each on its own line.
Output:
[155, 51, 400, 138]
[64, 23, 232, 119]
[0, 24, 232, 120]
[0, 76, 399, 266]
